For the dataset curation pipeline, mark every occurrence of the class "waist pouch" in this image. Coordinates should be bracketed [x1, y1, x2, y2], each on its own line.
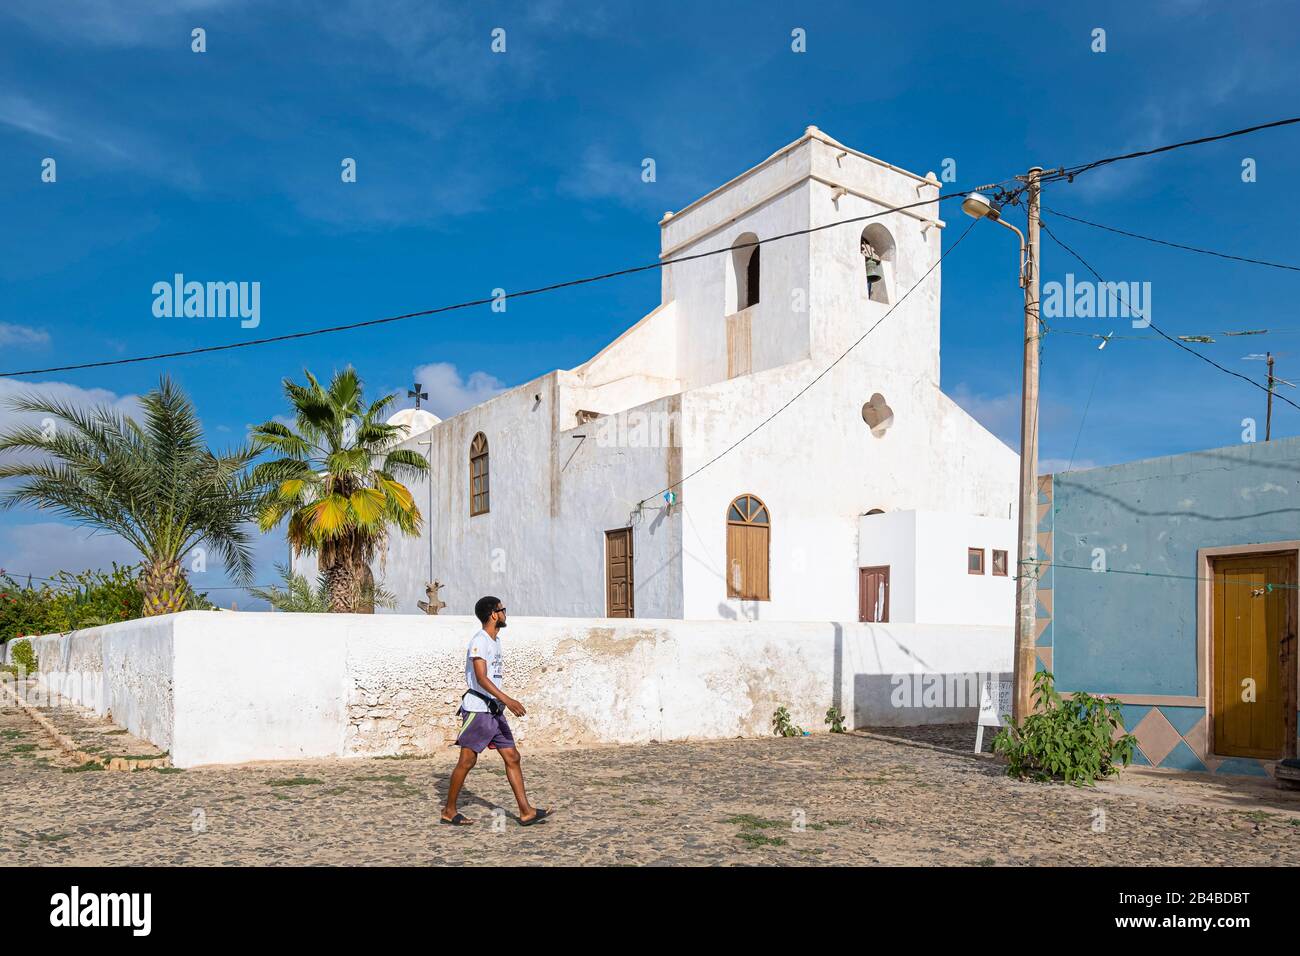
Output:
[463, 688, 503, 717]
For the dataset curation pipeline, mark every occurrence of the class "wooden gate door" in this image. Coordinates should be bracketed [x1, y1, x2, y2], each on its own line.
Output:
[1212, 552, 1296, 759]
[605, 528, 634, 618]
[859, 566, 890, 623]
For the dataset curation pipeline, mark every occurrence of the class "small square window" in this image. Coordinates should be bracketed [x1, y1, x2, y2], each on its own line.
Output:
[992, 550, 1008, 576]
[967, 548, 985, 575]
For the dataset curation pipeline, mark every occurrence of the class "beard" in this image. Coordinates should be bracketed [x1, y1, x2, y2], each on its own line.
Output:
[496, 619, 508, 629]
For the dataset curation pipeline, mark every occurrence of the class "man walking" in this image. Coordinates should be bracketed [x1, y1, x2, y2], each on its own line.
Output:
[441, 595, 552, 827]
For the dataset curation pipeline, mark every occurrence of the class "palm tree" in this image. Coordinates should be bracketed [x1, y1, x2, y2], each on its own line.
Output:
[249, 564, 396, 613]
[0, 376, 260, 615]
[250, 368, 428, 613]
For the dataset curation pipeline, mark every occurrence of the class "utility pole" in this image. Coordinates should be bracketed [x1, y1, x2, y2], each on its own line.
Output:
[1012, 167, 1043, 725]
[1267, 352, 1275, 441]
[959, 168, 1043, 724]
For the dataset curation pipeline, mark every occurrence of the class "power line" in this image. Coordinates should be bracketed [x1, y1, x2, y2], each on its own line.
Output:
[1040, 220, 1300, 415]
[1044, 115, 1300, 184]
[1034, 559, 1300, 590]
[1049, 328, 1300, 344]
[0, 191, 964, 379]
[636, 216, 982, 507]
[0, 569, 270, 591]
[1044, 208, 1300, 273]
[6, 116, 1299, 381]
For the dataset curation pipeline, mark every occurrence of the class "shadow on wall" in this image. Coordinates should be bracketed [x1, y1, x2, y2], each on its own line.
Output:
[716, 601, 762, 621]
[854, 672, 1006, 727]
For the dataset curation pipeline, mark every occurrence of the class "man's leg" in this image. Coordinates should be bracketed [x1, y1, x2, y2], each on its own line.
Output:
[497, 747, 538, 821]
[442, 747, 478, 822]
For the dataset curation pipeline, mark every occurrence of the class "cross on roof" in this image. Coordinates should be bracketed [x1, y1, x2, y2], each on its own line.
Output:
[408, 382, 428, 409]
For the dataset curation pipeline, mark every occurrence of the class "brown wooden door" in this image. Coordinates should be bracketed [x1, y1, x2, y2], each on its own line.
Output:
[605, 528, 634, 618]
[859, 566, 890, 623]
[1212, 552, 1296, 759]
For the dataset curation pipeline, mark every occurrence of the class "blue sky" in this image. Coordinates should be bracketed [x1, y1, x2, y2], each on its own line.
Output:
[1, 0, 1298, 601]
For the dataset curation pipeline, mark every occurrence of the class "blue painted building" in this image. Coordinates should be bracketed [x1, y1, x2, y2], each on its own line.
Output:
[1040, 437, 1300, 776]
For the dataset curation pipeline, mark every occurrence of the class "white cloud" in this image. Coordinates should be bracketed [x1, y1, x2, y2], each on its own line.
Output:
[948, 384, 1020, 446]
[0, 323, 51, 348]
[0, 0, 241, 48]
[0, 93, 69, 142]
[406, 362, 506, 418]
[0, 379, 141, 470]
[561, 145, 656, 209]
[0, 522, 140, 580]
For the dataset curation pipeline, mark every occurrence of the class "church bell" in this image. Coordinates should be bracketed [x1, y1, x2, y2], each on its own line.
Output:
[864, 257, 885, 284]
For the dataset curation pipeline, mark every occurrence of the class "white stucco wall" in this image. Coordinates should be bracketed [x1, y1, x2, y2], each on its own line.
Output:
[858, 510, 1016, 626]
[19, 611, 1011, 767]
[23, 615, 176, 752]
[673, 355, 1017, 622]
[913, 511, 1017, 626]
[858, 510, 918, 621]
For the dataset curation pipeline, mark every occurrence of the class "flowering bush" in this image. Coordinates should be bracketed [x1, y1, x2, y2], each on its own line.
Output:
[0, 565, 146, 643]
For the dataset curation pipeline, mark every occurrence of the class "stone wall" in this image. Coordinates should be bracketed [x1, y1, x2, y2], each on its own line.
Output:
[19, 611, 1010, 767]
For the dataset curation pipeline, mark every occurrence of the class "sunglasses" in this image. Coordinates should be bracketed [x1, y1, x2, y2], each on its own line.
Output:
[494, 606, 507, 614]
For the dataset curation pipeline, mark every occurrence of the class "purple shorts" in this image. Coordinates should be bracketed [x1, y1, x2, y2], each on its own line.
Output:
[454, 707, 516, 753]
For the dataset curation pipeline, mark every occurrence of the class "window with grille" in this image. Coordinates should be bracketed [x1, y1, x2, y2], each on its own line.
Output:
[469, 432, 489, 516]
[726, 494, 770, 601]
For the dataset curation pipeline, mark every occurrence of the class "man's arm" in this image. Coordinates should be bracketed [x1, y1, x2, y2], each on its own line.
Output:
[473, 657, 526, 717]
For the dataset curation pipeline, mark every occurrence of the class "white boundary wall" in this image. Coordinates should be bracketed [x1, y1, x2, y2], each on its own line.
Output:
[20, 612, 1010, 767]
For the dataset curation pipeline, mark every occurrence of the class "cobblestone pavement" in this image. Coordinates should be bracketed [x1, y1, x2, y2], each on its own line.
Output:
[4, 701, 1300, 866]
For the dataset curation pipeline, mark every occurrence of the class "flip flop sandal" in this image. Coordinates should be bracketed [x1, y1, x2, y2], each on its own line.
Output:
[440, 813, 472, 826]
[520, 808, 552, 827]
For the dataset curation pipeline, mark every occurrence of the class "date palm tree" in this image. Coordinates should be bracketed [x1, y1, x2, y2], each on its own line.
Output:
[250, 368, 428, 613]
[0, 376, 260, 615]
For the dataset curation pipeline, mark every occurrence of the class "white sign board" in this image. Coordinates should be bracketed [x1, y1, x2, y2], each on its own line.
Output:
[979, 677, 1012, 728]
[974, 677, 1012, 753]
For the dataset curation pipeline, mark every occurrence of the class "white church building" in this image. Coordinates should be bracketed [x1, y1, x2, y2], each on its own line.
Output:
[358, 127, 1019, 624]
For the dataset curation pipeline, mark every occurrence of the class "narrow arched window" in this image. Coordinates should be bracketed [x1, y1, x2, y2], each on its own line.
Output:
[744, 244, 760, 308]
[728, 233, 760, 312]
[469, 432, 489, 516]
[726, 494, 770, 600]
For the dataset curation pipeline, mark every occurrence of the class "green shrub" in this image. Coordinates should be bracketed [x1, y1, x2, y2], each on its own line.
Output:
[1, 565, 149, 642]
[9, 638, 36, 674]
[772, 706, 804, 738]
[992, 670, 1136, 786]
[825, 706, 847, 733]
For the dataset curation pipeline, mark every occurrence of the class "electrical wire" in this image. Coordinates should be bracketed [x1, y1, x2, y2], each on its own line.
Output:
[1044, 207, 1300, 273]
[0, 569, 271, 591]
[0, 191, 961, 379]
[1040, 559, 1300, 591]
[6, 117, 1298, 381]
[1040, 220, 1300, 415]
[1043, 115, 1300, 185]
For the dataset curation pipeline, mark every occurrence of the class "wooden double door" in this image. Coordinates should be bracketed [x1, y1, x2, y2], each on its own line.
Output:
[1211, 552, 1297, 759]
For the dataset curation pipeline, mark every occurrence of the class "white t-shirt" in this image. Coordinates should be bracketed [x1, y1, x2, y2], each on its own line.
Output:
[462, 628, 504, 712]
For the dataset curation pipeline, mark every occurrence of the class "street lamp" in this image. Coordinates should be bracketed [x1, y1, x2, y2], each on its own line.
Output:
[963, 173, 1042, 725]
[962, 192, 1026, 287]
